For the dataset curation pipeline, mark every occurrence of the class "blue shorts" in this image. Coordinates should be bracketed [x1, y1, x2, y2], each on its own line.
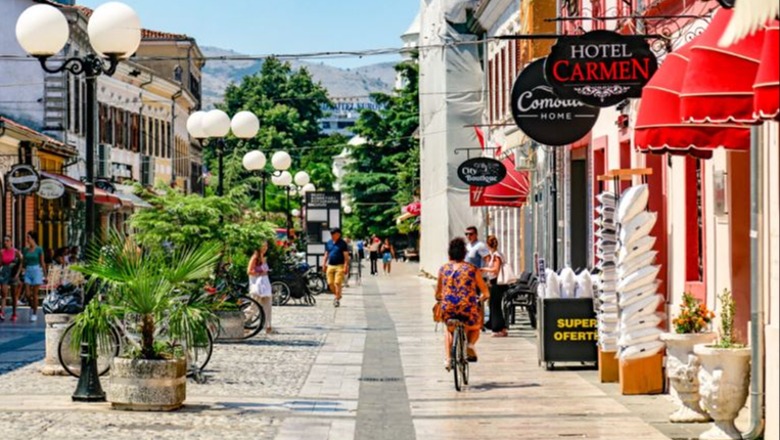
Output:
[382, 252, 392, 263]
[23, 265, 44, 286]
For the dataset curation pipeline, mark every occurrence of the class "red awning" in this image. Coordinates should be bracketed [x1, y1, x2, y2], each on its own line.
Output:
[40, 172, 122, 206]
[680, 8, 765, 124]
[634, 35, 750, 159]
[754, 20, 779, 120]
[469, 154, 530, 207]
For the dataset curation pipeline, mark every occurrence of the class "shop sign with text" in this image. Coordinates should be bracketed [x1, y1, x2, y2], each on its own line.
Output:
[545, 31, 658, 107]
[6, 164, 40, 195]
[38, 179, 65, 199]
[511, 58, 600, 146]
[457, 157, 506, 187]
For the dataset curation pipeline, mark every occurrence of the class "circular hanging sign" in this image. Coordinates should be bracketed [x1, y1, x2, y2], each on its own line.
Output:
[95, 178, 116, 194]
[545, 30, 658, 107]
[37, 179, 65, 199]
[511, 58, 600, 146]
[457, 157, 507, 187]
[6, 164, 40, 195]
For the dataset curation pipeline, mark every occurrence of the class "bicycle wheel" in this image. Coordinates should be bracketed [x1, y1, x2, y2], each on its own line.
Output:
[187, 328, 214, 377]
[451, 326, 462, 392]
[238, 295, 265, 339]
[58, 321, 121, 378]
[272, 281, 291, 306]
[460, 330, 469, 386]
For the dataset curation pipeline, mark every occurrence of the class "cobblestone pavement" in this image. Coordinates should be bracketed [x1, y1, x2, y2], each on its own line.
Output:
[0, 263, 732, 439]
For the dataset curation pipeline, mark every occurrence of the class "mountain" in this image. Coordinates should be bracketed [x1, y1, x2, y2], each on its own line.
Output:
[200, 46, 398, 108]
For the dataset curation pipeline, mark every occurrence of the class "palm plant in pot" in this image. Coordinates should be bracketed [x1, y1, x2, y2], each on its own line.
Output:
[70, 233, 221, 411]
[693, 289, 751, 439]
[660, 292, 717, 422]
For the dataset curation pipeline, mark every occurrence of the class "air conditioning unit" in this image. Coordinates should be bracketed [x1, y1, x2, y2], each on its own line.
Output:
[141, 155, 155, 186]
[97, 143, 112, 178]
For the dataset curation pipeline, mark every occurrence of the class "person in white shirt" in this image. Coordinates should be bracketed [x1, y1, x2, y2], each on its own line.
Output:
[464, 226, 489, 269]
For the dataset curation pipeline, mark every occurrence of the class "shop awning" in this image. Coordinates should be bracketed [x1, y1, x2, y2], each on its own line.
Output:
[40, 172, 122, 206]
[469, 154, 529, 207]
[753, 20, 779, 120]
[680, 8, 765, 124]
[634, 35, 750, 159]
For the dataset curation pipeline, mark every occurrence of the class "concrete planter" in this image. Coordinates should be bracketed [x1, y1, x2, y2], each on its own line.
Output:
[693, 344, 751, 439]
[660, 332, 717, 423]
[215, 310, 244, 341]
[107, 357, 186, 411]
[41, 314, 75, 376]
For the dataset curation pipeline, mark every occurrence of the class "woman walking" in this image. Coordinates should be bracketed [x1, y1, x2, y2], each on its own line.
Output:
[434, 238, 490, 369]
[368, 236, 380, 276]
[22, 232, 46, 322]
[0, 236, 23, 322]
[248, 242, 273, 334]
[483, 235, 508, 337]
[381, 238, 395, 275]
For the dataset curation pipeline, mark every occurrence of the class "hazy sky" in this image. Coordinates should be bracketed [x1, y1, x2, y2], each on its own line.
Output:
[78, 0, 419, 68]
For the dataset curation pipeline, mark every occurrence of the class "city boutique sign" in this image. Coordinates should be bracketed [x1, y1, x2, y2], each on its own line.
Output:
[457, 157, 507, 187]
[511, 58, 600, 146]
[545, 31, 658, 107]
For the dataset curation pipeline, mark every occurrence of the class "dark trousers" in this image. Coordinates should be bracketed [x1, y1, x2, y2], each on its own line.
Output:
[488, 280, 507, 332]
[369, 252, 379, 275]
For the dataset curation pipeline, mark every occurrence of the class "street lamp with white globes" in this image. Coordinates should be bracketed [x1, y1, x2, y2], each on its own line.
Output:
[241, 149, 298, 213]
[16, 1, 141, 404]
[16, 2, 141, 247]
[273, 170, 310, 237]
[187, 109, 259, 196]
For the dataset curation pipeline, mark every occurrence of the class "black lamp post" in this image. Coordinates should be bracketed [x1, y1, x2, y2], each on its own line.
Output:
[16, 1, 142, 402]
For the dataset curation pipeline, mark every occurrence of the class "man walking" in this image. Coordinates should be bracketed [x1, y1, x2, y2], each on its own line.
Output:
[324, 228, 350, 308]
[464, 226, 489, 269]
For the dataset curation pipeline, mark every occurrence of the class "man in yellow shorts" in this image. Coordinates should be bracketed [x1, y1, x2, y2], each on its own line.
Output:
[323, 228, 350, 308]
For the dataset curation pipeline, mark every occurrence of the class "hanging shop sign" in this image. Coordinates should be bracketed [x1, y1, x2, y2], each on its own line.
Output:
[6, 164, 40, 195]
[545, 30, 658, 107]
[37, 179, 66, 200]
[457, 157, 507, 187]
[511, 58, 600, 146]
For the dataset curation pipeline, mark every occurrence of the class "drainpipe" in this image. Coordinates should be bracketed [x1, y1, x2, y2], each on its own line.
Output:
[170, 88, 183, 188]
[139, 74, 153, 177]
[744, 126, 765, 439]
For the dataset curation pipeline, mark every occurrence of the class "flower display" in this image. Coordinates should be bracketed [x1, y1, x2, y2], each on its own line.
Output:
[673, 292, 715, 334]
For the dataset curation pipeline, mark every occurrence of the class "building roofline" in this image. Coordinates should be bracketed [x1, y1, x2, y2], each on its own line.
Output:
[0, 116, 77, 157]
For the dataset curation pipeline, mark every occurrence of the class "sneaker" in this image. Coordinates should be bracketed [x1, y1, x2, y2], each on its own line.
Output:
[444, 359, 452, 371]
[30, 314, 38, 323]
[10, 314, 18, 322]
[466, 346, 478, 363]
[333, 299, 340, 308]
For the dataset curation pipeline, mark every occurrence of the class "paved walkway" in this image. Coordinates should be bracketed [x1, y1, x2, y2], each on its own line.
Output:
[0, 263, 720, 439]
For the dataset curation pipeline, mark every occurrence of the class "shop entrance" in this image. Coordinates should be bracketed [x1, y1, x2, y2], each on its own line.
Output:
[570, 156, 588, 270]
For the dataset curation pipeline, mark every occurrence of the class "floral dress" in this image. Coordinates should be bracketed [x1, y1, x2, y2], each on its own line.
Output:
[439, 261, 482, 329]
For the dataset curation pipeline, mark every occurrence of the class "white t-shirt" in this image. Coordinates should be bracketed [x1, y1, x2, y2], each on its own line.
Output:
[484, 251, 504, 281]
[466, 240, 489, 268]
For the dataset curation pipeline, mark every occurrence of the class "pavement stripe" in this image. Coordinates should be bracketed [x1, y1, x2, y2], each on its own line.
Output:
[0, 332, 44, 356]
[354, 277, 416, 440]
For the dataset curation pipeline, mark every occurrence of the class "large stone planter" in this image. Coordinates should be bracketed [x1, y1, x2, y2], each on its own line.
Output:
[660, 332, 717, 423]
[41, 314, 75, 376]
[107, 357, 186, 411]
[215, 310, 244, 341]
[693, 344, 751, 439]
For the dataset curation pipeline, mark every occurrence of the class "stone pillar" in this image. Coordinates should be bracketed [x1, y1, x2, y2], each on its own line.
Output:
[41, 313, 74, 376]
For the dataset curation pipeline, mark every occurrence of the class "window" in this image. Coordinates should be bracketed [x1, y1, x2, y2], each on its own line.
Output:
[174, 65, 183, 83]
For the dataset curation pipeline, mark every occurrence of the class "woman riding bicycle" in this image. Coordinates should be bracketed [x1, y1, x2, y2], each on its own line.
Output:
[435, 237, 490, 370]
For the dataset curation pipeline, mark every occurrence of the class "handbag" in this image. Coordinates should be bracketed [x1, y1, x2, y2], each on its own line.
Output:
[497, 258, 517, 285]
[432, 302, 444, 323]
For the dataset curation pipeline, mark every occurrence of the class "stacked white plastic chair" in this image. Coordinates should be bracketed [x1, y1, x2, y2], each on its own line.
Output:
[595, 191, 619, 352]
[615, 184, 665, 360]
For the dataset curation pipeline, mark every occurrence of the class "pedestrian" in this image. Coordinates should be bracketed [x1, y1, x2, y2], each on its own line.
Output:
[368, 235, 380, 276]
[381, 238, 395, 275]
[356, 238, 365, 262]
[324, 228, 349, 308]
[0, 236, 23, 322]
[483, 235, 508, 337]
[22, 231, 46, 322]
[434, 237, 490, 370]
[247, 242, 273, 334]
[464, 226, 489, 269]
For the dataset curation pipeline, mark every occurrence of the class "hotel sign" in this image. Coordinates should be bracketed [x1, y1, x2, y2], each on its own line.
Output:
[511, 58, 600, 146]
[545, 31, 658, 107]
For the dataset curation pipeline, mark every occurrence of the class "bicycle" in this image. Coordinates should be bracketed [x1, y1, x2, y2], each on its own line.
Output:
[448, 318, 469, 392]
[210, 264, 265, 339]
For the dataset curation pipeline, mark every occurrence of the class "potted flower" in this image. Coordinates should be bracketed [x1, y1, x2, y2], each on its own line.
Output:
[694, 289, 751, 439]
[660, 292, 717, 422]
[70, 234, 220, 411]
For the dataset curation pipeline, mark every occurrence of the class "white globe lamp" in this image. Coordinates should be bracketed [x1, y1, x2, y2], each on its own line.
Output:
[203, 109, 231, 138]
[291, 209, 301, 217]
[344, 206, 353, 214]
[271, 151, 292, 171]
[87, 2, 141, 59]
[302, 183, 316, 194]
[186, 111, 208, 139]
[276, 171, 293, 187]
[15, 4, 70, 57]
[231, 111, 259, 139]
[294, 171, 310, 187]
[242, 150, 266, 171]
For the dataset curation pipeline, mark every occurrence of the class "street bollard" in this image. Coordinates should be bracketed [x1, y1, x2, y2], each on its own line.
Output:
[72, 341, 106, 402]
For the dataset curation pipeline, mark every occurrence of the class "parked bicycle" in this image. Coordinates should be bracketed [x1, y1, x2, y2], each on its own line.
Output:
[270, 254, 317, 306]
[209, 263, 265, 338]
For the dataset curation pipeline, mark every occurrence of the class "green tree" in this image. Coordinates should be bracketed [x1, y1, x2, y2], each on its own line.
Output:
[206, 57, 333, 222]
[342, 61, 419, 238]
